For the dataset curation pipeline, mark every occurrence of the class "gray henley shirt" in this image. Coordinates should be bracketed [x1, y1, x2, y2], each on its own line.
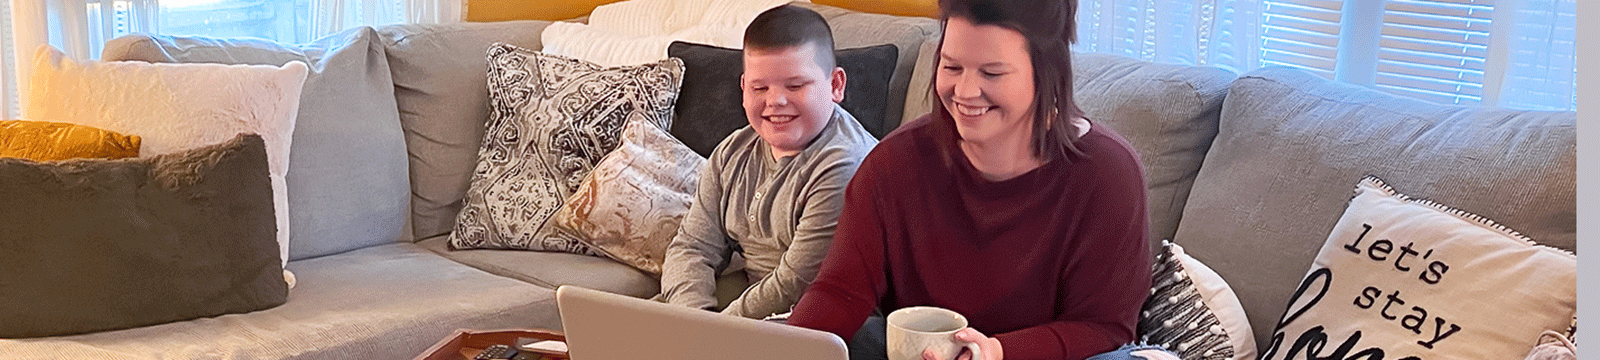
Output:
[660, 104, 877, 318]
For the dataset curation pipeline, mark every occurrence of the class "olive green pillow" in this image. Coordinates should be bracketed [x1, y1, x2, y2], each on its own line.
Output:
[0, 133, 284, 338]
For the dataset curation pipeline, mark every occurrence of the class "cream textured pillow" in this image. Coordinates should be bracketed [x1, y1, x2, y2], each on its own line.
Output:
[1139, 240, 1256, 360]
[548, 115, 705, 274]
[25, 45, 306, 278]
[1260, 176, 1576, 360]
[448, 44, 684, 252]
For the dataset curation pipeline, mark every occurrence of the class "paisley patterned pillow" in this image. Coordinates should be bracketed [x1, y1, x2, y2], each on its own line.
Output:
[448, 43, 685, 252]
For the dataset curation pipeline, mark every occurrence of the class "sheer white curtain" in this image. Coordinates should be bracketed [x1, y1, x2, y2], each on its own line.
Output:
[2, 0, 461, 119]
[1071, 0, 1577, 111]
[1489, 0, 1576, 110]
[1074, 0, 1262, 74]
[311, 0, 461, 38]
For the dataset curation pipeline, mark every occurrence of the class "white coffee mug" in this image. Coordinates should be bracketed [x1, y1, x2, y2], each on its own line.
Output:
[886, 306, 983, 360]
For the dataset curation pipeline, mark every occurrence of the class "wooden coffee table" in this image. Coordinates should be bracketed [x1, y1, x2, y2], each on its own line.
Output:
[414, 328, 569, 360]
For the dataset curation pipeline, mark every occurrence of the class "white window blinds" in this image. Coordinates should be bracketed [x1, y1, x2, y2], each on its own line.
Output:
[1076, 0, 1575, 111]
[1261, 0, 1342, 79]
[1373, 0, 1493, 105]
[1258, 0, 1575, 109]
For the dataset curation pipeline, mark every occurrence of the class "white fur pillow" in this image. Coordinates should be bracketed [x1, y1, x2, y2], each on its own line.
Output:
[540, 0, 794, 66]
[25, 45, 307, 283]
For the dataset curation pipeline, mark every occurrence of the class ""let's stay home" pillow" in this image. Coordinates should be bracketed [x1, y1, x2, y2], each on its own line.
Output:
[1261, 176, 1575, 360]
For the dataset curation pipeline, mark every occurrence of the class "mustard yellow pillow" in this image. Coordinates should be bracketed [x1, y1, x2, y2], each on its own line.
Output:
[0, 120, 141, 161]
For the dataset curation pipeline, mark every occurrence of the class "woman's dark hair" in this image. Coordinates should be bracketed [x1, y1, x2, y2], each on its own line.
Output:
[935, 0, 1086, 161]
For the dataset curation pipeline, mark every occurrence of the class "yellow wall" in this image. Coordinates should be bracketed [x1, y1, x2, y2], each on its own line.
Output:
[463, 0, 937, 22]
[814, 0, 937, 18]
[465, 0, 620, 22]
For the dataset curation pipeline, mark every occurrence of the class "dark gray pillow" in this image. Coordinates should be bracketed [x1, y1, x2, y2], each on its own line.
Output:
[0, 133, 285, 338]
[667, 41, 897, 156]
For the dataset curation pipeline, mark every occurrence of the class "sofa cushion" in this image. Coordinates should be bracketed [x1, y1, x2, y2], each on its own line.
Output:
[1174, 66, 1576, 350]
[667, 41, 898, 155]
[420, 236, 660, 299]
[795, 1, 941, 128]
[1260, 176, 1574, 360]
[103, 27, 412, 261]
[376, 21, 552, 241]
[0, 120, 141, 161]
[0, 134, 283, 338]
[0, 243, 559, 360]
[29, 45, 306, 272]
[1070, 52, 1236, 253]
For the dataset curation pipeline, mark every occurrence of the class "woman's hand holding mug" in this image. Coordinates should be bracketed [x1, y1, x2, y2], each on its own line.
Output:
[888, 306, 1000, 360]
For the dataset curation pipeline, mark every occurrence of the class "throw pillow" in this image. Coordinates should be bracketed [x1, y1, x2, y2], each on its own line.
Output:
[448, 43, 684, 252]
[666, 41, 898, 156]
[539, 0, 792, 67]
[547, 114, 707, 275]
[0, 133, 285, 338]
[1260, 176, 1577, 360]
[1525, 330, 1577, 360]
[375, 20, 551, 241]
[0, 120, 141, 161]
[104, 27, 412, 261]
[1139, 240, 1256, 360]
[26, 45, 307, 277]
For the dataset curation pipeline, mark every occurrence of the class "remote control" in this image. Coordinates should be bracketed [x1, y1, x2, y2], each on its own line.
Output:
[474, 344, 519, 360]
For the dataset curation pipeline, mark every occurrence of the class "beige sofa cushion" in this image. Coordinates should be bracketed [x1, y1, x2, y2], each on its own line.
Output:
[1071, 53, 1237, 252]
[1174, 66, 1576, 351]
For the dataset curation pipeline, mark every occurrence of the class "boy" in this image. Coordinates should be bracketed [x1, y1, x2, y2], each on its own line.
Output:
[658, 4, 878, 319]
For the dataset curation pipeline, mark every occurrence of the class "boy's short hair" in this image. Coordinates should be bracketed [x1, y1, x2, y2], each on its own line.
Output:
[743, 4, 837, 70]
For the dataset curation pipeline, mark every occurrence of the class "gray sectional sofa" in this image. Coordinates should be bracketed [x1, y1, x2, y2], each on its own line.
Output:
[0, 1, 1574, 359]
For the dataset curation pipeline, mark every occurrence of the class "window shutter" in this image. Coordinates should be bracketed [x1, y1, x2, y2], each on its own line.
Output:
[1260, 0, 1342, 79]
[1263, 0, 1502, 106]
[1374, 0, 1493, 105]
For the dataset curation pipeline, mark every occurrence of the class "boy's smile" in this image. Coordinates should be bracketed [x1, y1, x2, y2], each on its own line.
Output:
[741, 43, 847, 160]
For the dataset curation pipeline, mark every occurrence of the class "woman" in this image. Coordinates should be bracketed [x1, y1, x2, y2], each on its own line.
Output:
[786, 0, 1153, 359]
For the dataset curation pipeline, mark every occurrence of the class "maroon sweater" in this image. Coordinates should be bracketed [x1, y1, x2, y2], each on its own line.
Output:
[788, 115, 1151, 360]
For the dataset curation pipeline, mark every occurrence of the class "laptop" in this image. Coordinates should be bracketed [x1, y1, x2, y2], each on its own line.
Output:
[555, 285, 848, 360]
